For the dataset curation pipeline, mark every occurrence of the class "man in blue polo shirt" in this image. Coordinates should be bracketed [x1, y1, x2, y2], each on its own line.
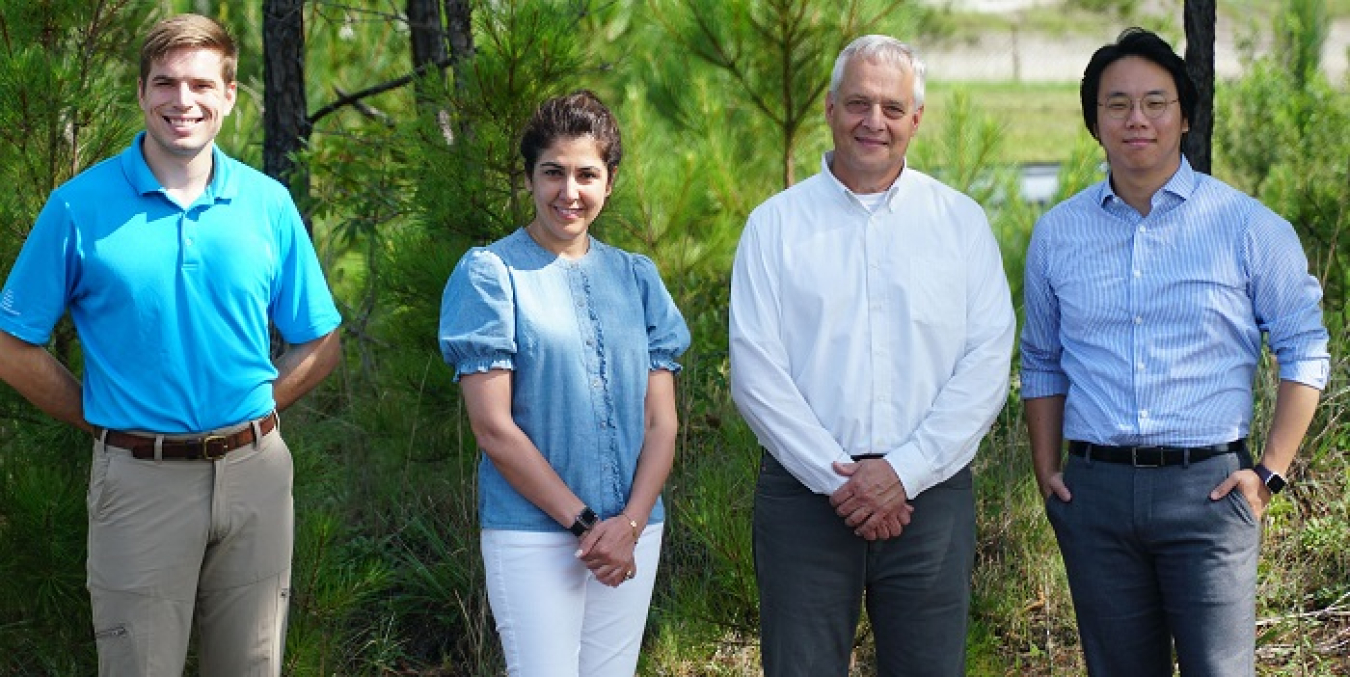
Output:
[0, 14, 341, 674]
[1021, 28, 1329, 676]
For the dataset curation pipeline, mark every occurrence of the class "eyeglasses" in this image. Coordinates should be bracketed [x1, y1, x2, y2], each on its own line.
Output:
[841, 97, 910, 120]
[1098, 94, 1178, 120]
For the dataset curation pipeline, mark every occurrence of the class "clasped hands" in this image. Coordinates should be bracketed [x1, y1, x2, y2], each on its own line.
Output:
[576, 515, 640, 587]
[830, 458, 913, 541]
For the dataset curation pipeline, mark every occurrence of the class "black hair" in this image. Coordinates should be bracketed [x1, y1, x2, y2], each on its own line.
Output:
[1080, 27, 1197, 139]
[519, 90, 623, 180]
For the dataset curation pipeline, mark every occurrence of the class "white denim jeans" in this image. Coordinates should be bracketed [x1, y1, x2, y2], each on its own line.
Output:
[481, 523, 664, 677]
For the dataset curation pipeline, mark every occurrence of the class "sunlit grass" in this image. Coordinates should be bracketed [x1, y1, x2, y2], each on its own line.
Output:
[922, 80, 1088, 165]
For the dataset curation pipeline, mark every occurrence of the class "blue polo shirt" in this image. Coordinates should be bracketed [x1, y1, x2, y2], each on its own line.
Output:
[0, 133, 341, 433]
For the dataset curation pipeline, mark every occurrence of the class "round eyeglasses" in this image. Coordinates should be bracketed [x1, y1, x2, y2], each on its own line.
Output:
[1098, 94, 1178, 120]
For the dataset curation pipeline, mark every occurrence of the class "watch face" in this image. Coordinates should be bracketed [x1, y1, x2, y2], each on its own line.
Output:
[1257, 465, 1287, 494]
[1266, 473, 1287, 494]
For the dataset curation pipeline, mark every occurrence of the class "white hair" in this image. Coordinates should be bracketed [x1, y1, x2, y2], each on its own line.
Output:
[829, 35, 926, 107]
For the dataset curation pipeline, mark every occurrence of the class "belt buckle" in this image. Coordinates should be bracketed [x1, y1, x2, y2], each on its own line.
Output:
[1131, 447, 1161, 468]
[200, 435, 229, 460]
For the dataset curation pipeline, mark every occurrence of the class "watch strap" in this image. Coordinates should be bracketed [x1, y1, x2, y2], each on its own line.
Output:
[1254, 464, 1287, 494]
[568, 506, 598, 536]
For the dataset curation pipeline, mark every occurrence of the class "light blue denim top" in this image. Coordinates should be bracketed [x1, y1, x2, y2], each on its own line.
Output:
[439, 228, 690, 532]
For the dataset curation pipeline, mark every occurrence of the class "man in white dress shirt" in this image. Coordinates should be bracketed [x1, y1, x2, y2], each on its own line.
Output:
[729, 34, 1016, 676]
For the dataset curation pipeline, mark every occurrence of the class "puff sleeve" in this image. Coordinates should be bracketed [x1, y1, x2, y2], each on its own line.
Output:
[439, 248, 518, 381]
[631, 254, 690, 372]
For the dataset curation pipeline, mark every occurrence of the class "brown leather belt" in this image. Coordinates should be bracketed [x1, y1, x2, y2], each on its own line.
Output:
[102, 412, 278, 461]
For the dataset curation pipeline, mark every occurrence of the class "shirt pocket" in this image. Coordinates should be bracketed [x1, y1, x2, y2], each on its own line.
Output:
[902, 256, 964, 327]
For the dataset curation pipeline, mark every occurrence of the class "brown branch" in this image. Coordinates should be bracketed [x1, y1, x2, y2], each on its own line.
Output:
[307, 55, 454, 128]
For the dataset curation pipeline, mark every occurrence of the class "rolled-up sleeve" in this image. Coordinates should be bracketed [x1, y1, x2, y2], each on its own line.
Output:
[1019, 218, 1071, 399]
[1246, 209, 1330, 389]
[439, 248, 517, 381]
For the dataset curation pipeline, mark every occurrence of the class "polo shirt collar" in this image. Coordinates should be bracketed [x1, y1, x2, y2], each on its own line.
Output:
[120, 131, 238, 203]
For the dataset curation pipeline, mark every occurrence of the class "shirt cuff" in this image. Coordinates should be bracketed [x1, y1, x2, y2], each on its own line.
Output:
[1278, 358, 1330, 390]
[650, 350, 683, 373]
[886, 445, 936, 499]
[1019, 369, 1070, 400]
[451, 353, 514, 382]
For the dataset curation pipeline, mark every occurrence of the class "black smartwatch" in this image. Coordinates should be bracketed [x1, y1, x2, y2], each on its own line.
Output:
[568, 506, 598, 536]
[1254, 464, 1287, 494]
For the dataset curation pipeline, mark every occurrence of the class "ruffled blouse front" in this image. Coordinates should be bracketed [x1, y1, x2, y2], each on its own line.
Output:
[439, 228, 690, 531]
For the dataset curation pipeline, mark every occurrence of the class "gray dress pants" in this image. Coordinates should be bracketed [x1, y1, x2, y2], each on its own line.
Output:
[1046, 451, 1260, 676]
[754, 451, 975, 677]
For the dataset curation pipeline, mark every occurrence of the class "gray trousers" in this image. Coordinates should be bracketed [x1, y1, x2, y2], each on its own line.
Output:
[754, 451, 975, 677]
[1046, 452, 1260, 677]
[88, 420, 293, 676]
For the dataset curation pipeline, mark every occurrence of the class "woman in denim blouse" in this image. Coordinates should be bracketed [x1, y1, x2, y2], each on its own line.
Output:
[438, 90, 690, 677]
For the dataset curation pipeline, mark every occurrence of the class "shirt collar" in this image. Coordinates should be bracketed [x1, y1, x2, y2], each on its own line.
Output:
[819, 151, 910, 211]
[1097, 155, 1198, 211]
[120, 131, 237, 204]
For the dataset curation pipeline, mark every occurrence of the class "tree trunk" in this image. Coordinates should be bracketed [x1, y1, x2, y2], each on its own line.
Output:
[1183, 0, 1216, 174]
[263, 0, 310, 224]
[444, 0, 476, 68]
[408, 0, 447, 102]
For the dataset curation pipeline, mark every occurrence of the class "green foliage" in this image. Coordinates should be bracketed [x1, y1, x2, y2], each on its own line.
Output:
[1064, 0, 1139, 18]
[0, 0, 151, 262]
[1217, 0, 1350, 312]
[647, 0, 933, 188]
[0, 427, 94, 676]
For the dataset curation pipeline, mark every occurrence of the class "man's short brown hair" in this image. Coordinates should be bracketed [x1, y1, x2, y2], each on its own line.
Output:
[140, 14, 237, 86]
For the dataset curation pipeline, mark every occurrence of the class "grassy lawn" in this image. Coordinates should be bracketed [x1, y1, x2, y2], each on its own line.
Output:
[921, 80, 1092, 165]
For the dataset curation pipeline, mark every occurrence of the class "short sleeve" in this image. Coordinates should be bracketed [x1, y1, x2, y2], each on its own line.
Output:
[631, 254, 690, 372]
[0, 195, 78, 345]
[269, 189, 342, 344]
[439, 248, 518, 381]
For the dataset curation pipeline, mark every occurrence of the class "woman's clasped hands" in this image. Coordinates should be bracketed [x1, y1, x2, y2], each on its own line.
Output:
[576, 514, 641, 588]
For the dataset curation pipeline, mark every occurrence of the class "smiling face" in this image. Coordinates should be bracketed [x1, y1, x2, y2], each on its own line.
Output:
[137, 47, 236, 172]
[1094, 56, 1188, 191]
[825, 56, 922, 194]
[524, 135, 612, 259]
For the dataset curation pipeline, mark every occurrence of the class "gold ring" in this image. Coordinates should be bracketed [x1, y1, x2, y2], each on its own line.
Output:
[625, 570, 635, 580]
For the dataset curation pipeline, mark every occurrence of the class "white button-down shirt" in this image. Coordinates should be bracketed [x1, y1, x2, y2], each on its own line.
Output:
[730, 154, 1016, 497]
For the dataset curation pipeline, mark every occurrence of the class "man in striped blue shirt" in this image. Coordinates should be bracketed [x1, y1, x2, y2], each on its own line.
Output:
[1021, 28, 1330, 677]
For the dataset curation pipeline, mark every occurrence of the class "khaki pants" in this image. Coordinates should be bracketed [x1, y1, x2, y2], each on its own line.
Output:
[87, 419, 293, 676]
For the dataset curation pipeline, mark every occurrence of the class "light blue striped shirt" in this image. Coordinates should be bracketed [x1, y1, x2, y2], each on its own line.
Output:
[1020, 158, 1329, 446]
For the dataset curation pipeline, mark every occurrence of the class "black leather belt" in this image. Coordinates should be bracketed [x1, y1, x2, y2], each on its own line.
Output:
[1068, 439, 1247, 468]
[850, 453, 886, 461]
